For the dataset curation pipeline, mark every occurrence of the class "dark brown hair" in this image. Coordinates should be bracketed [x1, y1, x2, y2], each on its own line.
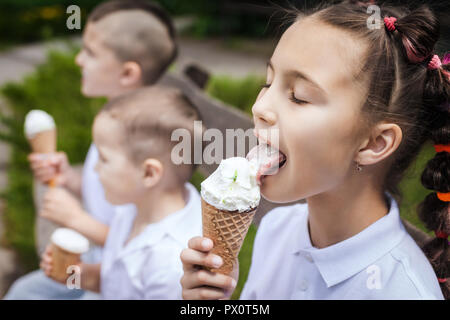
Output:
[87, 0, 177, 85]
[288, 0, 449, 298]
[98, 86, 204, 186]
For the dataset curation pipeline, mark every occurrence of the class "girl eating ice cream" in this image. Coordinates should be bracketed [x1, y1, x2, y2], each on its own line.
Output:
[180, 1, 449, 300]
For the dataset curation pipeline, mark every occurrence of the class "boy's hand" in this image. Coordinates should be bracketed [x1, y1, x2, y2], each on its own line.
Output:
[28, 152, 70, 186]
[180, 237, 238, 300]
[40, 187, 85, 228]
[40, 244, 60, 282]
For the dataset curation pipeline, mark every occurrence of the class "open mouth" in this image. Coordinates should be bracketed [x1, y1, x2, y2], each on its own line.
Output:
[247, 142, 287, 185]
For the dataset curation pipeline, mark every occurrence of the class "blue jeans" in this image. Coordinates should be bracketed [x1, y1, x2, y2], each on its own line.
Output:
[4, 270, 95, 300]
[4, 247, 102, 300]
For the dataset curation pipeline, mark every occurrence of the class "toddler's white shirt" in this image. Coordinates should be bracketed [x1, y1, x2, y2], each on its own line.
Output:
[100, 183, 202, 299]
[240, 192, 444, 300]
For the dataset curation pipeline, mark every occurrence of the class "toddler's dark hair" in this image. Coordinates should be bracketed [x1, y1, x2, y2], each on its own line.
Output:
[286, 0, 449, 298]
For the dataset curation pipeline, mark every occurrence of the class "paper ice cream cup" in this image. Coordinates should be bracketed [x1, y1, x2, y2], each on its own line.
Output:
[50, 228, 89, 283]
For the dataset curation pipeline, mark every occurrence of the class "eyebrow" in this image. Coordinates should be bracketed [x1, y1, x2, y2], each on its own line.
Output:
[267, 60, 325, 94]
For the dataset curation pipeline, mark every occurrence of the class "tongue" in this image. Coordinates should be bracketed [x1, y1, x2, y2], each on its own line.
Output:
[246, 143, 285, 184]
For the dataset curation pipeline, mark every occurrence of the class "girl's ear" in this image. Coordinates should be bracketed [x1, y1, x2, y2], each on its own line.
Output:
[142, 158, 164, 188]
[356, 122, 403, 166]
[120, 61, 143, 87]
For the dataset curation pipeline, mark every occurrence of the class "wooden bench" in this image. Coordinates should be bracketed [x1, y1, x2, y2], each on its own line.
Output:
[34, 72, 430, 254]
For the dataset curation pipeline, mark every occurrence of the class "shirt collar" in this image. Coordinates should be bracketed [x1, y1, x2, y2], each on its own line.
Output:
[119, 183, 201, 257]
[292, 192, 407, 288]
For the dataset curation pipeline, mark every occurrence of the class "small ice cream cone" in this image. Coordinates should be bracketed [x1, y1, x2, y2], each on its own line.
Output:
[28, 129, 57, 153]
[24, 110, 57, 186]
[202, 199, 256, 275]
[24, 110, 57, 153]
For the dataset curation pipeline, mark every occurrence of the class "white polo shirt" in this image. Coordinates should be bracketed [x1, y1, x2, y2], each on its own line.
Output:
[240, 192, 444, 300]
[100, 182, 202, 300]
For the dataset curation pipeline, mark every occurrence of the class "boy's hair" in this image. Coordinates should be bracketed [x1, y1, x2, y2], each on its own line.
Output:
[99, 86, 203, 186]
[87, 0, 177, 85]
[289, 1, 449, 298]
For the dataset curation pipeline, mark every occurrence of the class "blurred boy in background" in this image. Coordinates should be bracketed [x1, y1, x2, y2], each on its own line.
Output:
[5, 0, 177, 299]
[42, 87, 203, 299]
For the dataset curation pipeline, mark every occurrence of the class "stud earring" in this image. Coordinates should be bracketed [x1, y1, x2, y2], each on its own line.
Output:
[356, 162, 363, 172]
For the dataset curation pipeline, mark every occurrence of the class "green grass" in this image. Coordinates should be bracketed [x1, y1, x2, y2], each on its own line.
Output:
[206, 75, 265, 116]
[232, 224, 257, 299]
[398, 141, 435, 235]
[0, 49, 105, 270]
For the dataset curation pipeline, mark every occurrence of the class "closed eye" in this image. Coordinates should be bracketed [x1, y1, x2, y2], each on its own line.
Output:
[289, 92, 309, 105]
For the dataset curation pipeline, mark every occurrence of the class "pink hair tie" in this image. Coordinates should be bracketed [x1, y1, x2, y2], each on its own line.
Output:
[428, 54, 442, 70]
[384, 16, 397, 32]
[442, 52, 450, 65]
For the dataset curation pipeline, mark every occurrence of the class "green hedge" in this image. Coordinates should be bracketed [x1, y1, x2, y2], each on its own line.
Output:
[206, 75, 265, 115]
[0, 49, 105, 270]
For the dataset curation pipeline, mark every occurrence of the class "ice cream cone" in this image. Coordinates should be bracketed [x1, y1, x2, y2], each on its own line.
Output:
[24, 110, 58, 186]
[28, 129, 58, 187]
[28, 129, 57, 154]
[202, 198, 256, 275]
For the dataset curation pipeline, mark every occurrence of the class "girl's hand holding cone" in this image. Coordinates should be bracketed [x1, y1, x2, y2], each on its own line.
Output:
[180, 236, 238, 300]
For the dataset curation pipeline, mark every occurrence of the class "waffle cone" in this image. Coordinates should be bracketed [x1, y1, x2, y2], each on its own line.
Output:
[28, 129, 56, 153]
[201, 198, 256, 275]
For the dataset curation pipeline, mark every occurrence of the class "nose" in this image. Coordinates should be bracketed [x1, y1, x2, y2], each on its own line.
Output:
[252, 96, 277, 127]
[75, 50, 84, 67]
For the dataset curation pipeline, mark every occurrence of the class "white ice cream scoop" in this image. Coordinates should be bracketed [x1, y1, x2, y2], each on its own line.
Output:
[51, 228, 89, 254]
[201, 157, 260, 212]
[24, 109, 55, 139]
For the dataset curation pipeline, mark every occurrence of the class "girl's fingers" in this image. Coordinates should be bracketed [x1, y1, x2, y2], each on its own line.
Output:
[181, 268, 236, 291]
[188, 237, 214, 253]
[182, 286, 228, 300]
[180, 248, 223, 271]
